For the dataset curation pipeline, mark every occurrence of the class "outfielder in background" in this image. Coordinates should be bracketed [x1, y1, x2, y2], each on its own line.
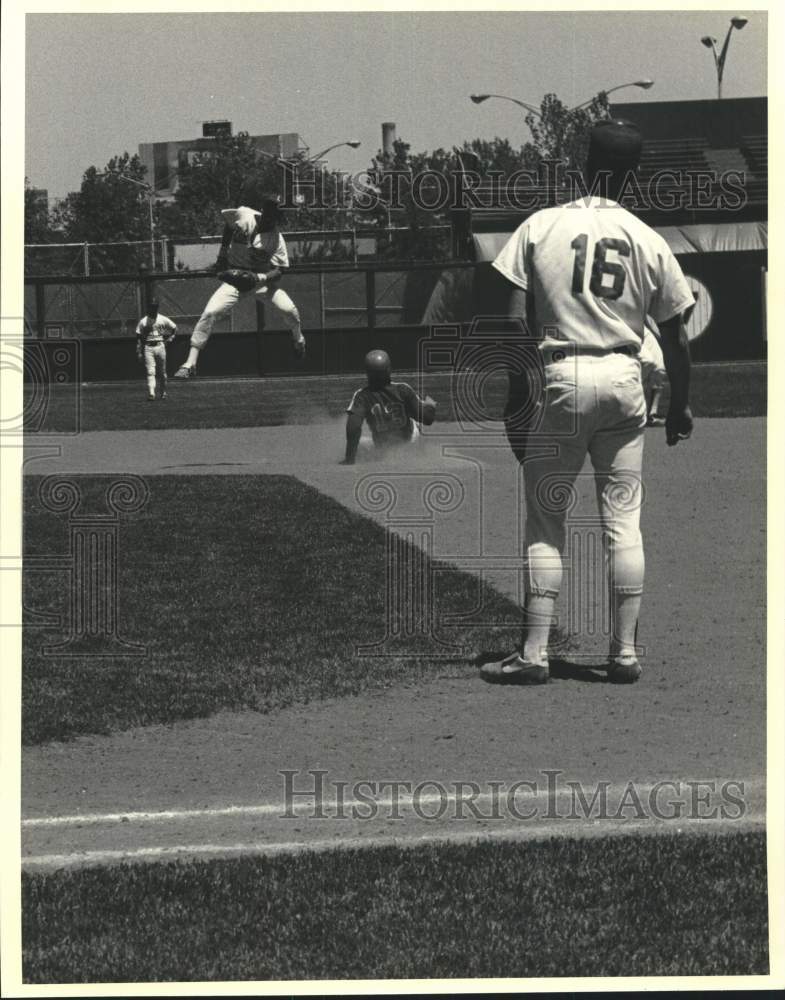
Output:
[485, 118, 694, 686]
[341, 349, 437, 464]
[135, 299, 177, 400]
[174, 197, 305, 378]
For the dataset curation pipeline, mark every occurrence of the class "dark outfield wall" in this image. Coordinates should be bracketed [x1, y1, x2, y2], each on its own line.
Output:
[475, 249, 767, 363]
[23, 248, 766, 382]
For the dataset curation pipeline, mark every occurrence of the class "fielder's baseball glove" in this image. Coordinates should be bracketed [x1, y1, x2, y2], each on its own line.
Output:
[218, 269, 258, 293]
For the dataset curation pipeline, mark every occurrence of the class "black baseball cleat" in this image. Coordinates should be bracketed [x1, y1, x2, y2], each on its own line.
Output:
[292, 336, 306, 360]
[606, 655, 642, 684]
[174, 365, 195, 379]
[480, 652, 549, 685]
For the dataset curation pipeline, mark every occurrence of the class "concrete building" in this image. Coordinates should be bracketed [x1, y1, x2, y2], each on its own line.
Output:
[138, 121, 304, 199]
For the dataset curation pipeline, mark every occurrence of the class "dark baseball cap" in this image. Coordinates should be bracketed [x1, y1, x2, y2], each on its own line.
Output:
[587, 119, 643, 168]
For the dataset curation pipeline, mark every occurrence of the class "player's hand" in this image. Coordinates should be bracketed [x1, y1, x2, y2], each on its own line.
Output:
[666, 405, 693, 446]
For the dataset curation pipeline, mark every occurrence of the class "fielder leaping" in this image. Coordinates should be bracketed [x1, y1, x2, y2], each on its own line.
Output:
[174, 197, 305, 378]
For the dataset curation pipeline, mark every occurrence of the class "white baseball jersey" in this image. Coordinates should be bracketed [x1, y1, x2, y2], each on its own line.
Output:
[135, 313, 176, 344]
[221, 207, 289, 269]
[493, 196, 694, 352]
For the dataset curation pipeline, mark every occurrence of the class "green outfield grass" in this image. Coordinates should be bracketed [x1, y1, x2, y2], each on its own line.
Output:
[23, 475, 526, 745]
[25, 360, 765, 433]
[22, 830, 768, 982]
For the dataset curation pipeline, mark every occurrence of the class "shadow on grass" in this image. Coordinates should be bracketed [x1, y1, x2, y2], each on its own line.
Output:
[23, 474, 527, 745]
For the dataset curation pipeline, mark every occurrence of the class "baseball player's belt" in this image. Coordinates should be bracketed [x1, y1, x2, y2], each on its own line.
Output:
[544, 344, 639, 364]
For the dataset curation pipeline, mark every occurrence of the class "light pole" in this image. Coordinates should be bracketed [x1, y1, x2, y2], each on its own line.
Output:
[572, 79, 654, 111]
[256, 141, 361, 205]
[471, 80, 654, 118]
[701, 16, 748, 99]
[470, 93, 541, 116]
[308, 140, 362, 163]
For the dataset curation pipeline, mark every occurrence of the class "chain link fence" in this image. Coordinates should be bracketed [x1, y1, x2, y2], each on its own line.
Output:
[24, 262, 475, 342]
[25, 225, 454, 279]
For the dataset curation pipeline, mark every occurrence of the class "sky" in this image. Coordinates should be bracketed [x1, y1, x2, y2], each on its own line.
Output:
[23, 7, 768, 200]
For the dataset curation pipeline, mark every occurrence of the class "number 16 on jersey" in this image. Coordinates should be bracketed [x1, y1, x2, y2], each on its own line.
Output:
[571, 234, 631, 301]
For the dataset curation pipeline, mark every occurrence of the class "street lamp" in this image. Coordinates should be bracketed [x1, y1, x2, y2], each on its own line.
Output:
[471, 80, 654, 118]
[701, 16, 748, 98]
[572, 79, 654, 111]
[470, 93, 541, 116]
[256, 141, 361, 204]
[308, 140, 362, 162]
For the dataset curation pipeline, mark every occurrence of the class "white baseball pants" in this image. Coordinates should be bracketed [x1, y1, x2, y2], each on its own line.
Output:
[143, 342, 167, 396]
[190, 281, 301, 350]
[522, 351, 647, 601]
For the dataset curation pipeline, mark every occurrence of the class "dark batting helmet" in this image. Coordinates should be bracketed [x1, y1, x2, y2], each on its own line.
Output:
[364, 349, 391, 387]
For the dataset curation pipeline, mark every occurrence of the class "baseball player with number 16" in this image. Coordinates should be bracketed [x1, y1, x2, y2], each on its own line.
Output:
[483, 118, 695, 687]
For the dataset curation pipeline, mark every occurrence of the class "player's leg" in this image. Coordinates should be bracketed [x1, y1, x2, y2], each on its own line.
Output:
[591, 354, 647, 679]
[155, 344, 167, 398]
[143, 346, 157, 400]
[175, 283, 239, 377]
[591, 435, 645, 660]
[262, 286, 306, 357]
[520, 450, 589, 667]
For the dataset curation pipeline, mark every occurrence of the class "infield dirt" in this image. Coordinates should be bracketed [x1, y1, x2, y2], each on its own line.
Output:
[22, 416, 765, 865]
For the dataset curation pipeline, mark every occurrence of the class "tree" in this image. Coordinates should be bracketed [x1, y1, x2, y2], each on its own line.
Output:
[457, 137, 538, 175]
[352, 138, 454, 262]
[157, 131, 275, 239]
[24, 179, 54, 243]
[522, 91, 610, 172]
[50, 152, 154, 272]
[156, 132, 354, 263]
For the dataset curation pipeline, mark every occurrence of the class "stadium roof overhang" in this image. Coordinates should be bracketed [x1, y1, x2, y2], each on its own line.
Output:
[473, 221, 768, 262]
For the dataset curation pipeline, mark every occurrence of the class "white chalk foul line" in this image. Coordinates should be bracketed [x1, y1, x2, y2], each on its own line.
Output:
[22, 813, 766, 871]
[23, 802, 286, 827]
[22, 779, 764, 828]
